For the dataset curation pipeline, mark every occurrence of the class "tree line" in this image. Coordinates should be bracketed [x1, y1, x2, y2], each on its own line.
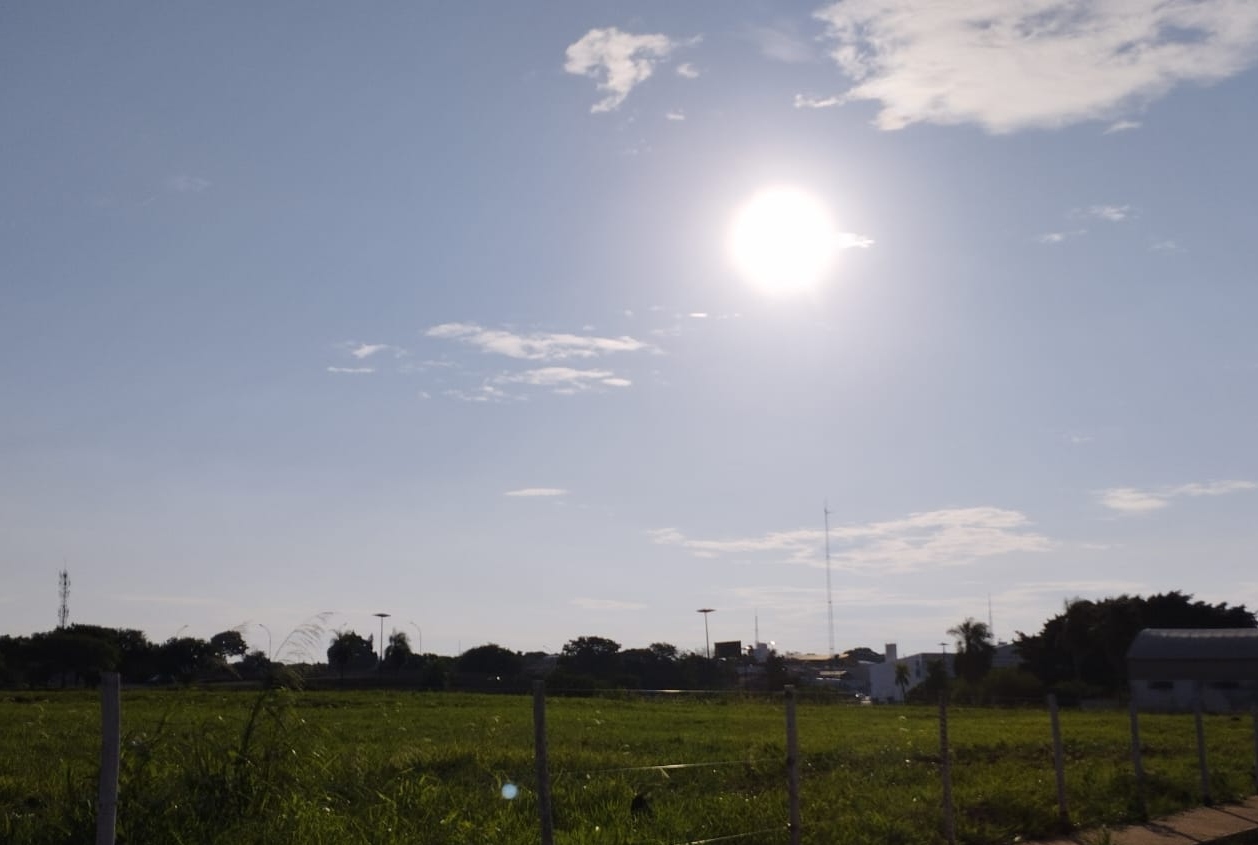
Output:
[2, 590, 1251, 695]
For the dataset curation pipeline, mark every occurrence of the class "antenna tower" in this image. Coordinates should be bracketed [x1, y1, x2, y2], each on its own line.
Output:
[824, 503, 835, 659]
[57, 569, 70, 629]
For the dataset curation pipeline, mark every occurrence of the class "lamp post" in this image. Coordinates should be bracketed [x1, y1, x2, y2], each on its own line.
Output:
[697, 608, 715, 660]
[257, 623, 272, 661]
[409, 621, 423, 655]
[373, 612, 391, 670]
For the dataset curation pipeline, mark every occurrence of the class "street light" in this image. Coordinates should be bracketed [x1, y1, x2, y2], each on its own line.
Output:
[409, 621, 423, 654]
[373, 612, 391, 670]
[697, 608, 715, 660]
[256, 623, 272, 661]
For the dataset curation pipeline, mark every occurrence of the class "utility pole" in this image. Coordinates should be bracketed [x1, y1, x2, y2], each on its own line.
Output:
[824, 503, 835, 660]
[57, 569, 70, 629]
[697, 608, 715, 659]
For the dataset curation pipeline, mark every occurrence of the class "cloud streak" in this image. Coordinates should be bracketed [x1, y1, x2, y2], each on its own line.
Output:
[1098, 480, 1256, 514]
[426, 322, 653, 361]
[811, 0, 1258, 132]
[505, 488, 568, 498]
[651, 507, 1050, 574]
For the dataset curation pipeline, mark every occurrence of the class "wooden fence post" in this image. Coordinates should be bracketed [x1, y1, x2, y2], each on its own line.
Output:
[1129, 697, 1146, 816]
[785, 685, 801, 845]
[1047, 694, 1069, 828]
[1194, 684, 1211, 805]
[96, 672, 120, 845]
[533, 681, 554, 845]
[939, 692, 956, 845]
[1252, 704, 1258, 795]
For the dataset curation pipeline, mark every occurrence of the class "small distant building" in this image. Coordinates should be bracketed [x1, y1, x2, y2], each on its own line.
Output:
[1127, 628, 1258, 713]
[868, 643, 955, 702]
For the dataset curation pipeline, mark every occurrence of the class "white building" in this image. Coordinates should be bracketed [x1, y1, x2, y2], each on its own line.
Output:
[868, 643, 955, 702]
[1127, 628, 1258, 713]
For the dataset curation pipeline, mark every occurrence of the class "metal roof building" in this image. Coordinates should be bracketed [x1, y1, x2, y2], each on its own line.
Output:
[1126, 628, 1258, 712]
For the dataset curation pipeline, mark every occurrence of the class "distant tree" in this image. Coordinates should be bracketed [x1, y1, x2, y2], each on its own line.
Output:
[906, 658, 950, 702]
[31, 630, 120, 687]
[948, 618, 996, 684]
[456, 643, 523, 678]
[209, 630, 249, 661]
[158, 636, 214, 682]
[894, 662, 910, 701]
[561, 636, 621, 678]
[620, 643, 682, 688]
[1015, 591, 1256, 693]
[385, 631, 413, 670]
[327, 630, 374, 681]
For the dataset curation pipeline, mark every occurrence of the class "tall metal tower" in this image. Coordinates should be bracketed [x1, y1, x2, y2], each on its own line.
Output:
[57, 569, 70, 629]
[824, 503, 835, 659]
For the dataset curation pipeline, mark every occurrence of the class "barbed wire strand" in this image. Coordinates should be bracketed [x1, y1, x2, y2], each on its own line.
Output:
[560, 758, 763, 776]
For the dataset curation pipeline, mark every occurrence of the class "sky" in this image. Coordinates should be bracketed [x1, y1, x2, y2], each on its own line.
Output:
[3, 1, 1257, 663]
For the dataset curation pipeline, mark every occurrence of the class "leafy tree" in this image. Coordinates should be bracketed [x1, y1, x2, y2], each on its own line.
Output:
[948, 617, 995, 684]
[456, 643, 523, 678]
[894, 661, 910, 701]
[561, 636, 621, 678]
[30, 630, 120, 687]
[327, 630, 374, 681]
[210, 630, 248, 660]
[158, 636, 214, 681]
[385, 631, 413, 670]
[1016, 591, 1256, 693]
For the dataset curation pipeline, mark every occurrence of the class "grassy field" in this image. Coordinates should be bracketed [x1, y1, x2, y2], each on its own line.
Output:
[1, 686, 1254, 844]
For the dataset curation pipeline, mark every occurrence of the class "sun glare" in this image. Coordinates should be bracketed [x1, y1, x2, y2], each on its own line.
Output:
[727, 187, 840, 295]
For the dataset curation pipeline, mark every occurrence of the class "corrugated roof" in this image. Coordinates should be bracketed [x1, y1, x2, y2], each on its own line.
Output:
[1126, 628, 1258, 662]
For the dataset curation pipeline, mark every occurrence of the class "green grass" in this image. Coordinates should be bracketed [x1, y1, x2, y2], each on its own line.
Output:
[1, 688, 1254, 844]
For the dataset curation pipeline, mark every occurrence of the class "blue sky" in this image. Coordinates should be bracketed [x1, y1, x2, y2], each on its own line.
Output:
[3, 1, 1257, 661]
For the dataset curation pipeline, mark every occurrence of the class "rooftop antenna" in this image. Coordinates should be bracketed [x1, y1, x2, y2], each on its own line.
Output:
[988, 593, 995, 642]
[824, 502, 835, 659]
[57, 568, 70, 629]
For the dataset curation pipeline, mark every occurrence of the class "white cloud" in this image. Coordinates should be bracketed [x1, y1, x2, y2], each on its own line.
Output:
[571, 597, 647, 611]
[666, 110, 686, 121]
[676, 62, 700, 79]
[350, 343, 391, 359]
[326, 366, 375, 374]
[564, 27, 692, 113]
[794, 93, 845, 109]
[1085, 204, 1132, 222]
[495, 367, 632, 393]
[836, 232, 875, 249]
[167, 174, 211, 193]
[426, 322, 653, 361]
[1104, 120, 1143, 134]
[505, 487, 568, 498]
[812, 0, 1258, 132]
[651, 507, 1050, 573]
[1151, 238, 1183, 252]
[1097, 480, 1256, 514]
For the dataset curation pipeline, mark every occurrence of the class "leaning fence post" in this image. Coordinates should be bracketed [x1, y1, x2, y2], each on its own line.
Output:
[1129, 697, 1145, 816]
[939, 692, 956, 845]
[1194, 683, 1211, 805]
[96, 672, 120, 845]
[533, 680, 554, 845]
[785, 685, 801, 845]
[1048, 694, 1070, 828]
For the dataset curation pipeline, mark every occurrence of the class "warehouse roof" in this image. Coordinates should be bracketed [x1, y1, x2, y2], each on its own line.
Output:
[1127, 628, 1258, 681]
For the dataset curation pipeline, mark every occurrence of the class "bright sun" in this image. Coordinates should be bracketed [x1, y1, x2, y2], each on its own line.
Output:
[727, 187, 840, 295]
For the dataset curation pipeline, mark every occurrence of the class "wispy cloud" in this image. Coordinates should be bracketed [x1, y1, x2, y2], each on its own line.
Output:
[571, 597, 647, 611]
[495, 367, 632, 393]
[1038, 230, 1085, 245]
[1083, 204, 1132, 222]
[794, 93, 844, 110]
[665, 110, 686, 121]
[676, 62, 700, 79]
[505, 487, 568, 498]
[327, 366, 375, 374]
[1104, 120, 1143, 134]
[650, 507, 1050, 574]
[112, 593, 226, 607]
[166, 174, 211, 193]
[812, 1, 1258, 132]
[349, 343, 392, 359]
[1097, 480, 1256, 514]
[564, 27, 697, 113]
[746, 23, 817, 64]
[426, 322, 653, 361]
